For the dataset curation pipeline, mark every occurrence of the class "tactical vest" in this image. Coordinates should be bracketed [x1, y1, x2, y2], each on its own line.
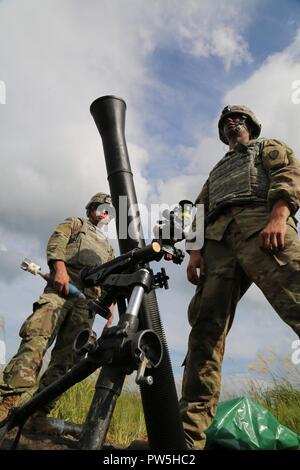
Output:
[65, 218, 112, 270]
[207, 139, 269, 222]
[65, 218, 113, 297]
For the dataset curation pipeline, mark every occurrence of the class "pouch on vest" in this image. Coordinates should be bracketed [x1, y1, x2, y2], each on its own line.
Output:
[65, 220, 107, 268]
[77, 229, 110, 267]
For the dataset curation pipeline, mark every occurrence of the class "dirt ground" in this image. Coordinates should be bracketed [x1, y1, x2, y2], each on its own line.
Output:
[1, 428, 86, 450]
[0, 428, 147, 450]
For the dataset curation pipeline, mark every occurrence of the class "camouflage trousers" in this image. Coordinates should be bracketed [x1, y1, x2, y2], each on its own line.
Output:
[0, 287, 93, 412]
[179, 220, 300, 450]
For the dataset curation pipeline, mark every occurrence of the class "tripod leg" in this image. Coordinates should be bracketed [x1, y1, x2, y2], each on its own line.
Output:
[0, 356, 99, 440]
[79, 366, 126, 449]
[79, 285, 145, 449]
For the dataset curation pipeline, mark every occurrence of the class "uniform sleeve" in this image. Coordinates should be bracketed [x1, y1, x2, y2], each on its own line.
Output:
[185, 179, 208, 252]
[108, 244, 115, 261]
[46, 218, 76, 266]
[195, 179, 209, 214]
[261, 139, 300, 215]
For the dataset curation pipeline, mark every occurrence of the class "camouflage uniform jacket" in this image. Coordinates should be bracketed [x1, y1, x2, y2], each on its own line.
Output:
[47, 217, 114, 297]
[187, 138, 300, 248]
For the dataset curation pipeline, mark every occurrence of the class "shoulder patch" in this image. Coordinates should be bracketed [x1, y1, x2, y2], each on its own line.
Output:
[260, 138, 289, 170]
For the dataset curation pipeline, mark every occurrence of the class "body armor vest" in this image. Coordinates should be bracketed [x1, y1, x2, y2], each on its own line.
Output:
[65, 218, 112, 271]
[208, 139, 269, 222]
[65, 218, 112, 298]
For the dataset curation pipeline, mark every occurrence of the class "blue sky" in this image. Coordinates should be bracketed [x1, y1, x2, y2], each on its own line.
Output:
[1, 0, 300, 394]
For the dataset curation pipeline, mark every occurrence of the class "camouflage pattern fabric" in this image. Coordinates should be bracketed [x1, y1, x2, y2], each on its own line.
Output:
[181, 138, 300, 449]
[0, 216, 114, 406]
[180, 219, 300, 449]
[47, 217, 114, 298]
[187, 139, 300, 249]
[1, 287, 91, 401]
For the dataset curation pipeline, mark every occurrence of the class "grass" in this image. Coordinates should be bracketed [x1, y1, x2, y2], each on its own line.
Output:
[223, 352, 300, 435]
[49, 356, 300, 446]
[2, 350, 300, 445]
[0, 367, 146, 447]
[50, 372, 147, 447]
[255, 382, 300, 434]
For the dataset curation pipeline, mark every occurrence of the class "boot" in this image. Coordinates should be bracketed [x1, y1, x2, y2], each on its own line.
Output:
[0, 394, 22, 422]
[127, 439, 149, 450]
[25, 409, 54, 434]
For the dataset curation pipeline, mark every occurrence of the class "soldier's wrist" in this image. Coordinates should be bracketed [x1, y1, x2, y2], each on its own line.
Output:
[269, 199, 291, 222]
[53, 260, 67, 272]
[189, 249, 202, 257]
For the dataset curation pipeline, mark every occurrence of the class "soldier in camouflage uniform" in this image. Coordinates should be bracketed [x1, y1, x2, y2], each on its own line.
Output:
[0, 192, 114, 423]
[179, 105, 300, 449]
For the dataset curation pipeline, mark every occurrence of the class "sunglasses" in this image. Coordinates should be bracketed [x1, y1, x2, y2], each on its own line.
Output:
[92, 203, 115, 220]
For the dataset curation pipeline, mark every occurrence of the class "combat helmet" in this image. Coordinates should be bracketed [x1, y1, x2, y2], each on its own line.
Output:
[85, 192, 112, 214]
[218, 105, 261, 144]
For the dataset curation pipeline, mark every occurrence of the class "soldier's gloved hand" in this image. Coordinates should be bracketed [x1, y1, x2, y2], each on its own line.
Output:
[187, 250, 205, 285]
[259, 219, 287, 254]
[53, 260, 70, 295]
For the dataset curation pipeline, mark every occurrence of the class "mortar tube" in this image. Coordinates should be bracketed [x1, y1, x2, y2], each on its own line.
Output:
[90, 95, 186, 449]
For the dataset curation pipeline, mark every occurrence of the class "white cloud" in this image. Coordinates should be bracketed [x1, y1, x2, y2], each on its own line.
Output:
[223, 30, 300, 148]
[157, 174, 205, 206]
[0, 0, 254, 242]
[0, 1, 153, 240]
[159, 271, 297, 364]
[0, 0, 249, 234]
[159, 28, 300, 205]
[210, 27, 252, 71]
[156, 28, 300, 364]
[0, 242, 7, 252]
[0, 0, 257, 366]
[225, 288, 296, 360]
[143, 0, 253, 69]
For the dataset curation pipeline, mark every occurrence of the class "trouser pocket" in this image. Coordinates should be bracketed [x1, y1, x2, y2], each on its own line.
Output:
[187, 277, 205, 327]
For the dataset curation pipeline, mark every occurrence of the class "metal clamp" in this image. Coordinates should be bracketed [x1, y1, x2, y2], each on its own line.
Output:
[135, 352, 153, 386]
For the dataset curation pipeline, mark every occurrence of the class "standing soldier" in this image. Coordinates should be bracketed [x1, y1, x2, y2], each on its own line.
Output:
[0, 192, 115, 425]
[180, 105, 300, 449]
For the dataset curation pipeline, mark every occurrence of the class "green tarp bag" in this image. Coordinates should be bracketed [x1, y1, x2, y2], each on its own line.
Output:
[205, 396, 300, 450]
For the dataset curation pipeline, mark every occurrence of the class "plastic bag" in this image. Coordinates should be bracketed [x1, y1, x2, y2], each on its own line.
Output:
[205, 396, 300, 450]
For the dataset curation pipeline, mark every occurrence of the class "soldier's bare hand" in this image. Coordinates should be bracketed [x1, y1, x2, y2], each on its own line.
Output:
[187, 250, 205, 285]
[106, 303, 115, 326]
[259, 219, 287, 253]
[53, 261, 70, 295]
